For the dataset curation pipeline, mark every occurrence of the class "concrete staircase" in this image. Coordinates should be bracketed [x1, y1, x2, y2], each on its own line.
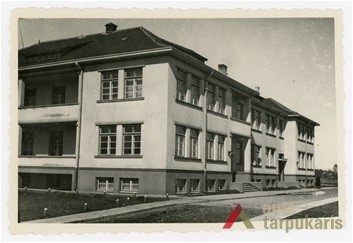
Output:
[243, 183, 260, 192]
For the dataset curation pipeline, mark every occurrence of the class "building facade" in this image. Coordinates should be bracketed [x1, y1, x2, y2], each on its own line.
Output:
[18, 23, 319, 194]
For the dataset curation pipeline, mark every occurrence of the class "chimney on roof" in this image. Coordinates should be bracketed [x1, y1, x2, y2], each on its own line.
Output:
[218, 64, 228, 75]
[105, 22, 117, 33]
[255, 86, 260, 94]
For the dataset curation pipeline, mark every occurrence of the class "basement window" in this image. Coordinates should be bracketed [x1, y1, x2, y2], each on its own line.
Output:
[96, 177, 114, 191]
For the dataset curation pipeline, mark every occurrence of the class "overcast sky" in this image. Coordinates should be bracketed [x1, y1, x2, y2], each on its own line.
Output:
[18, 18, 336, 170]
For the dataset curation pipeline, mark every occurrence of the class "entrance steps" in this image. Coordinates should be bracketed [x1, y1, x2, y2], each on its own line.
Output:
[243, 183, 260, 192]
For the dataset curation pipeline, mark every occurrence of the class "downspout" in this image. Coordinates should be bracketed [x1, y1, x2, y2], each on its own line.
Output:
[203, 71, 214, 193]
[74, 62, 83, 191]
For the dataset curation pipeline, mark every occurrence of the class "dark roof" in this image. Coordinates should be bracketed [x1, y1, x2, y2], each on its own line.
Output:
[18, 26, 207, 67]
[263, 98, 298, 115]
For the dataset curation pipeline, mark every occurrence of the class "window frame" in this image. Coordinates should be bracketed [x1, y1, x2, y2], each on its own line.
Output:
[175, 125, 186, 157]
[101, 70, 119, 101]
[206, 132, 215, 160]
[49, 130, 63, 156]
[21, 131, 34, 155]
[218, 88, 226, 114]
[99, 125, 117, 155]
[176, 179, 187, 193]
[96, 177, 114, 191]
[217, 135, 225, 161]
[52, 86, 66, 104]
[190, 179, 200, 193]
[207, 83, 216, 111]
[189, 128, 199, 158]
[190, 75, 201, 106]
[24, 89, 36, 106]
[125, 67, 143, 99]
[252, 144, 262, 166]
[123, 124, 141, 155]
[120, 178, 139, 192]
[176, 69, 187, 102]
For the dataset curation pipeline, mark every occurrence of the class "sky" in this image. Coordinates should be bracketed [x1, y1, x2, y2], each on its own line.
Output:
[18, 18, 336, 170]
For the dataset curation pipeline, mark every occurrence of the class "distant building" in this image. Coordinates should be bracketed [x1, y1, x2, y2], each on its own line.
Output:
[18, 23, 319, 194]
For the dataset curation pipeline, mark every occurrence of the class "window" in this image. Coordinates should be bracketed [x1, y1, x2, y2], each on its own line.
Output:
[252, 144, 261, 166]
[21, 132, 34, 155]
[190, 76, 200, 106]
[218, 135, 225, 161]
[218, 88, 226, 114]
[252, 109, 261, 130]
[207, 179, 216, 192]
[234, 138, 244, 165]
[190, 128, 199, 158]
[235, 102, 244, 120]
[206, 132, 215, 160]
[175, 126, 186, 156]
[123, 125, 141, 155]
[49, 131, 63, 156]
[176, 69, 187, 101]
[101, 70, 119, 100]
[218, 179, 226, 190]
[52, 86, 65, 104]
[120, 178, 139, 192]
[99, 125, 116, 155]
[279, 119, 284, 137]
[266, 114, 276, 135]
[266, 148, 276, 167]
[176, 179, 186, 193]
[190, 179, 200, 193]
[125, 68, 143, 98]
[207, 83, 216, 111]
[96, 177, 114, 191]
[24, 89, 36, 106]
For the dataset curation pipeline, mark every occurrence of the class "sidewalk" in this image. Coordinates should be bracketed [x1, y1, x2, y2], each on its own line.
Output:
[249, 197, 338, 221]
[24, 187, 336, 224]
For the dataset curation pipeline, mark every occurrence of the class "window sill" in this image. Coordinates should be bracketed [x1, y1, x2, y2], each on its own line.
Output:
[279, 136, 284, 140]
[307, 141, 314, 145]
[19, 155, 76, 158]
[19, 103, 79, 109]
[252, 165, 262, 168]
[265, 166, 276, 169]
[207, 110, 228, 119]
[297, 139, 306, 143]
[251, 128, 262, 134]
[206, 159, 227, 164]
[230, 117, 251, 125]
[266, 133, 276, 138]
[298, 168, 313, 171]
[175, 99, 203, 111]
[97, 97, 144, 103]
[95, 155, 143, 159]
[174, 156, 202, 162]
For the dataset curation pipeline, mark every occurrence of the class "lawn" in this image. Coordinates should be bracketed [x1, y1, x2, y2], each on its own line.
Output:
[18, 190, 166, 222]
[81, 204, 263, 223]
[286, 201, 339, 219]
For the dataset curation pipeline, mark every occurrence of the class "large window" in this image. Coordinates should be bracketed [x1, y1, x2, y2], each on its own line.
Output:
[190, 128, 199, 158]
[190, 179, 200, 193]
[120, 178, 139, 192]
[207, 84, 216, 111]
[123, 124, 141, 155]
[99, 125, 116, 155]
[52, 86, 66, 104]
[266, 114, 276, 135]
[176, 70, 187, 101]
[96, 177, 114, 191]
[218, 88, 226, 114]
[218, 179, 226, 190]
[190, 76, 200, 106]
[175, 125, 186, 157]
[252, 144, 262, 166]
[206, 132, 215, 160]
[266, 147, 276, 167]
[176, 179, 186, 193]
[125, 68, 143, 98]
[279, 119, 284, 138]
[101, 70, 119, 100]
[24, 89, 36, 106]
[21, 132, 34, 155]
[235, 102, 244, 120]
[207, 179, 216, 192]
[49, 131, 63, 156]
[218, 135, 225, 161]
[252, 109, 261, 130]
